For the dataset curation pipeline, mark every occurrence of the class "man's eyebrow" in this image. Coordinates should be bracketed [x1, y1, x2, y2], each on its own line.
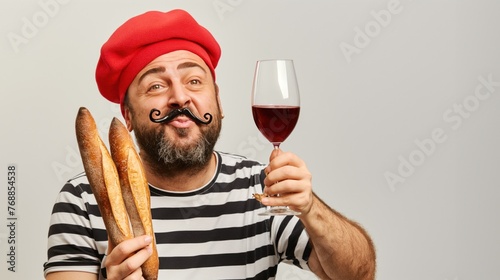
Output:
[138, 66, 166, 84]
[177, 62, 207, 73]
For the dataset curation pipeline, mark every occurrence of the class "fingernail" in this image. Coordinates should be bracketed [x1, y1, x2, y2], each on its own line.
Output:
[144, 236, 152, 244]
[261, 197, 269, 204]
[147, 244, 153, 254]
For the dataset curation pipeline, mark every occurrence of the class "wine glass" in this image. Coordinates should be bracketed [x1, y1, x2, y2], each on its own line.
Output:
[251, 59, 301, 216]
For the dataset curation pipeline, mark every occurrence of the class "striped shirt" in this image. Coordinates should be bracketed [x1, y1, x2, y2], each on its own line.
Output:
[44, 151, 312, 279]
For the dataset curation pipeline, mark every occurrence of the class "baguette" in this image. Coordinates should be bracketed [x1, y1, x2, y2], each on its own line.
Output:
[75, 107, 133, 250]
[109, 117, 159, 280]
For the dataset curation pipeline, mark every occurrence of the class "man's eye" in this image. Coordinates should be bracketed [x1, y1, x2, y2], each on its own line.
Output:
[148, 84, 163, 91]
[189, 79, 201, 85]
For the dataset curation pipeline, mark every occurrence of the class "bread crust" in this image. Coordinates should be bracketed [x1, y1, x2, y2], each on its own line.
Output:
[75, 108, 159, 279]
[75, 107, 133, 249]
[109, 117, 159, 280]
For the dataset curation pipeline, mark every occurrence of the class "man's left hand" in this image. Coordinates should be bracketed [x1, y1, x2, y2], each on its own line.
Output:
[262, 149, 314, 215]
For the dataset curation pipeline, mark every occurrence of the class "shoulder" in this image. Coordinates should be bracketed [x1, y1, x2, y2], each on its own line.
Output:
[54, 172, 96, 206]
[214, 152, 267, 192]
[217, 151, 266, 172]
[60, 172, 91, 194]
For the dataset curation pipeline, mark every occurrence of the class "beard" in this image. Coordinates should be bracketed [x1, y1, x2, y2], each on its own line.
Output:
[133, 113, 221, 176]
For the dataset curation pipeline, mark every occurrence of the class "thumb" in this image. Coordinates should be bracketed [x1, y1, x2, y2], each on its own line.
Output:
[269, 147, 281, 162]
[107, 239, 114, 255]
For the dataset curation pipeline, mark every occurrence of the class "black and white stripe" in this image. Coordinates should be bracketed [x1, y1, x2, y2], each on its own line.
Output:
[44, 152, 311, 279]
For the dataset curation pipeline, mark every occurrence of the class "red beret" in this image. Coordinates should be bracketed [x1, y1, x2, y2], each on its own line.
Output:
[95, 9, 221, 106]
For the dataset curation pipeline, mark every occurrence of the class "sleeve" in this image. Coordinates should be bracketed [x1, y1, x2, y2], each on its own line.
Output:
[43, 176, 107, 277]
[256, 165, 313, 269]
[270, 215, 312, 270]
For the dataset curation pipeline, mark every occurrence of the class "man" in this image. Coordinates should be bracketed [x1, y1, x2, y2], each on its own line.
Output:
[44, 9, 375, 280]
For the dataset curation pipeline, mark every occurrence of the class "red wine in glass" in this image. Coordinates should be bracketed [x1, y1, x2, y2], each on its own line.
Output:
[252, 105, 300, 148]
[251, 59, 301, 216]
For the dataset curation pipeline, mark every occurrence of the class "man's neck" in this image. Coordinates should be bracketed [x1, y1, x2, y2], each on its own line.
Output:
[143, 152, 217, 192]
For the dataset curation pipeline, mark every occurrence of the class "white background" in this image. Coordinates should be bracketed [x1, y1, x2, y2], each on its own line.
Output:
[1, 0, 500, 279]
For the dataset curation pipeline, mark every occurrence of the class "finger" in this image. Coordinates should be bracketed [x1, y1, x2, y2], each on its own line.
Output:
[107, 245, 153, 279]
[264, 178, 308, 196]
[262, 191, 312, 212]
[265, 165, 300, 182]
[269, 147, 281, 162]
[264, 148, 281, 176]
[261, 192, 300, 208]
[264, 166, 311, 188]
[266, 151, 305, 173]
[122, 267, 144, 280]
[105, 235, 152, 266]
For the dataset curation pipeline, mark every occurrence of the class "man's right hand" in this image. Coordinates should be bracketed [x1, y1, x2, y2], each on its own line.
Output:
[103, 235, 153, 280]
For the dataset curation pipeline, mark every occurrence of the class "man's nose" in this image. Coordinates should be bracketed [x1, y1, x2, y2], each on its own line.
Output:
[167, 82, 190, 108]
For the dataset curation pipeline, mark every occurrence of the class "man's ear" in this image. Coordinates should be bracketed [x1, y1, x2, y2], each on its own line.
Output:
[123, 105, 133, 131]
[215, 83, 224, 119]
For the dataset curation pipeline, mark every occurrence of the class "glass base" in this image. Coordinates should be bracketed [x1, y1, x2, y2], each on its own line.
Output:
[258, 206, 301, 216]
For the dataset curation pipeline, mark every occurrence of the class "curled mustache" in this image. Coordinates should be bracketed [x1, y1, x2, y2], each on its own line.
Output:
[149, 108, 213, 125]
